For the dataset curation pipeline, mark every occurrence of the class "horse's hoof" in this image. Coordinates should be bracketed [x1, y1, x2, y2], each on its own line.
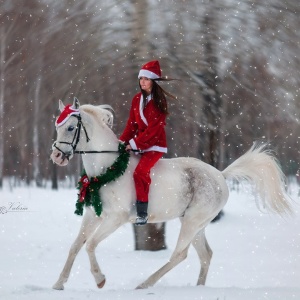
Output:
[97, 278, 106, 289]
[135, 284, 146, 290]
[52, 283, 64, 290]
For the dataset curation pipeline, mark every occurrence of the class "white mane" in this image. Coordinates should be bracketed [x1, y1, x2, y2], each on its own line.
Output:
[80, 104, 114, 128]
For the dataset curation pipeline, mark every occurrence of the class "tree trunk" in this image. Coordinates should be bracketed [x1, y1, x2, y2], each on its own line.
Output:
[51, 162, 58, 190]
[201, 0, 222, 169]
[51, 130, 58, 190]
[134, 223, 166, 251]
[0, 27, 5, 188]
[201, 0, 224, 222]
[130, 0, 167, 251]
[33, 75, 42, 187]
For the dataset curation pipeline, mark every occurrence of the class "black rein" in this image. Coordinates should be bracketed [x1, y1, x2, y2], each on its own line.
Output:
[53, 114, 137, 159]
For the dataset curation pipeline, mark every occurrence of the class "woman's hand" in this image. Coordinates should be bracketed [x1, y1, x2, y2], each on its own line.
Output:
[125, 144, 132, 152]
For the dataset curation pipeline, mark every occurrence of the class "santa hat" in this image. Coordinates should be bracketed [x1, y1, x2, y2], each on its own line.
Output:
[138, 60, 161, 79]
[55, 104, 80, 127]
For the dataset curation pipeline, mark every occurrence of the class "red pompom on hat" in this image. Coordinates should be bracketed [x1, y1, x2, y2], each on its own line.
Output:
[138, 60, 161, 79]
[55, 104, 80, 127]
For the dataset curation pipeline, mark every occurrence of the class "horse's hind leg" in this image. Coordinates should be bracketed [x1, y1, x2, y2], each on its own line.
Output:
[53, 209, 100, 290]
[136, 241, 191, 290]
[136, 216, 211, 289]
[191, 228, 212, 285]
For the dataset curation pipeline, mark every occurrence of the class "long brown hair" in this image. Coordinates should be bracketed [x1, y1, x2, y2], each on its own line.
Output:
[140, 78, 177, 115]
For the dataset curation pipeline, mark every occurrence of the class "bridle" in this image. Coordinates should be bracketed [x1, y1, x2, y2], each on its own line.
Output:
[52, 114, 120, 161]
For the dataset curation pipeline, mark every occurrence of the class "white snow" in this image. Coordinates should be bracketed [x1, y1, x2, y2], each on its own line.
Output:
[0, 182, 299, 300]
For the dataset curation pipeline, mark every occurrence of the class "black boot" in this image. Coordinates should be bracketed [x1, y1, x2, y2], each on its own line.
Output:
[135, 201, 148, 226]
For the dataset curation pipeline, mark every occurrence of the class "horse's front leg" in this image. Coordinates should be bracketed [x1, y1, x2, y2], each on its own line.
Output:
[85, 214, 124, 288]
[53, 209, 100, 290]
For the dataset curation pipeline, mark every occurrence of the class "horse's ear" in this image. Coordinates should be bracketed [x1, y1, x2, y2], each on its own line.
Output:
[73, 97, 80, 109]
[59, 100, 65, 112]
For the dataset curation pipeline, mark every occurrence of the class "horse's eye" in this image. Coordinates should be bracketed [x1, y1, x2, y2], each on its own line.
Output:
[67, 126, 75, 132]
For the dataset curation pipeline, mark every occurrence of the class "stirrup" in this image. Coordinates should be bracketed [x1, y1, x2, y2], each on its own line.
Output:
[135, 215, 148, 226]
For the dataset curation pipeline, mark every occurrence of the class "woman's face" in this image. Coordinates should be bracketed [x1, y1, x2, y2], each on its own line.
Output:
[139, 77, 153, 94]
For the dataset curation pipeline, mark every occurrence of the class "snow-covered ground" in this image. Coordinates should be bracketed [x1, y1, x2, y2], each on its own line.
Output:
[0, 182, 299, 300]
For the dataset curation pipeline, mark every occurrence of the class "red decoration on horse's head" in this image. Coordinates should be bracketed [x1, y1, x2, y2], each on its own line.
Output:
[56, 104, 80, 127]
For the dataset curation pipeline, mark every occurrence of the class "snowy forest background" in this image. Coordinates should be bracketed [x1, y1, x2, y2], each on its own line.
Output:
[0, 0, 299, 188]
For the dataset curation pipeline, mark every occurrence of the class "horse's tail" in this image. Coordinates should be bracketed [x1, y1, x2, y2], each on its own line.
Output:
[221, 142, 293, 215]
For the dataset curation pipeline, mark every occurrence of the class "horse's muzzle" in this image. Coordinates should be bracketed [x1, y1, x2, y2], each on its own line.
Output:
[50, 148, 73, 166]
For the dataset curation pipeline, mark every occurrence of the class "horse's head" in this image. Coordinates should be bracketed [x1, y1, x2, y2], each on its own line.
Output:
[50, 98, 82, 166]
[50, 97, 114, 166]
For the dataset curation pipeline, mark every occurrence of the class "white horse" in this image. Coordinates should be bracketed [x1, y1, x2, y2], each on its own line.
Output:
[50, 98, 292, 290]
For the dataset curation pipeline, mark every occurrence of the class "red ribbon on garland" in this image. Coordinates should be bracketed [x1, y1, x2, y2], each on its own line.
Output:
[79, 174, 90, 202]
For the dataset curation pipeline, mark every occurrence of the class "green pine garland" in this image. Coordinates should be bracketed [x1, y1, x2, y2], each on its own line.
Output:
[75, 143, 130, 217]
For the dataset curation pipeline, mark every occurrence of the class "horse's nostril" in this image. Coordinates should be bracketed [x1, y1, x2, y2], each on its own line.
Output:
[56, 152, 61, 158]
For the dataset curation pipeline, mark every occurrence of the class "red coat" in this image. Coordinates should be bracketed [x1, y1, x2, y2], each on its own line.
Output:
[119, 92, 167, 153]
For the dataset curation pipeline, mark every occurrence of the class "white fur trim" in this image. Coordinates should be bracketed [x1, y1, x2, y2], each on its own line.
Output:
[144, 146, 167, 153]
[138, 69, 160, 79]
[129, 139, 137, 150]
[55, 111, 80, 127]
[129, 139, 167, 154]
[139, 95, 148, 126]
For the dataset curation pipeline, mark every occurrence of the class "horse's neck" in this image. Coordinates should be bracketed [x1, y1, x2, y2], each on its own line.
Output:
[81, 127, 120, 177]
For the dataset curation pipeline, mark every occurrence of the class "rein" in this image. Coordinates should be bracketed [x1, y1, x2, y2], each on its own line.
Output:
[53, 115, 121, 160]
[53, 114, 139, 160]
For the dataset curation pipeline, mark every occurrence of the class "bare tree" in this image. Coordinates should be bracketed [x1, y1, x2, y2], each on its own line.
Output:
[127, 0, 167, 251]
[198, 0, 222, 168]
[0, 26, 5, 187]
[0, 2, 34, 186]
